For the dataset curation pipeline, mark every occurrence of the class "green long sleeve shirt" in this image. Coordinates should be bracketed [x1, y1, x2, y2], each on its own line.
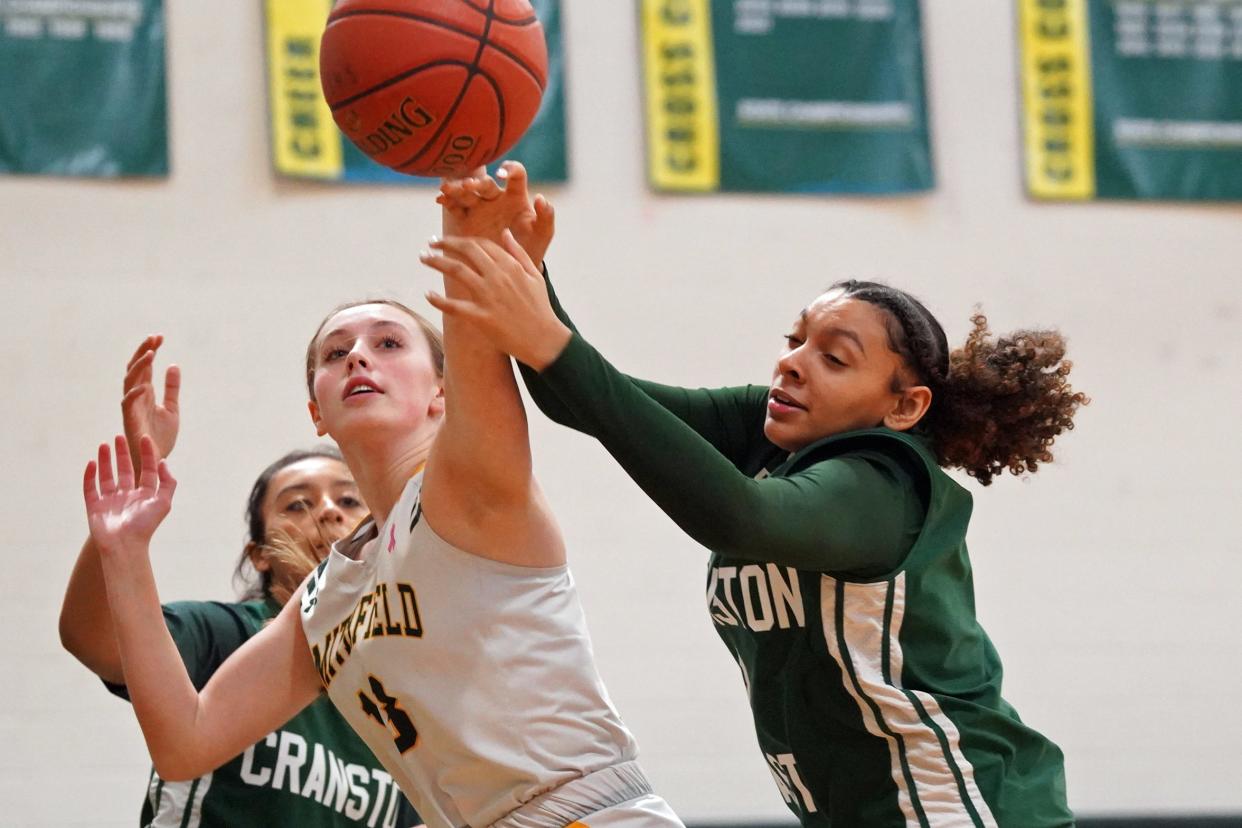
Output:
[518, 276, 928, 578]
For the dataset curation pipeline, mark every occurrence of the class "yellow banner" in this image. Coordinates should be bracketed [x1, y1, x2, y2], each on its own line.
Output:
[641, 0, 719, 192]
[1018, 0, 1095, 200]
[266, 0, 342, 179]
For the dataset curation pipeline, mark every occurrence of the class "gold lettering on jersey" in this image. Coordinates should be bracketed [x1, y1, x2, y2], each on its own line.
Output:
[383, 583, 404, 635]
[311, 581, 424, 687]
[707, 564, 805, 631]
[397, 584, 422, 636]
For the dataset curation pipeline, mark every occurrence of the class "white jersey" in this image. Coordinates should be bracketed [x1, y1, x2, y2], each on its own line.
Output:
[300, 473, 639, 828]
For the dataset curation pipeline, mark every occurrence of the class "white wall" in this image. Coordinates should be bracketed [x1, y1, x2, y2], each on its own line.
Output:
[3, 1, 1240, 824]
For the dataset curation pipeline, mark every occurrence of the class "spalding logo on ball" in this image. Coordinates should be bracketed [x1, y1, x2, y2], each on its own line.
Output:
[320, 0, 548, 178]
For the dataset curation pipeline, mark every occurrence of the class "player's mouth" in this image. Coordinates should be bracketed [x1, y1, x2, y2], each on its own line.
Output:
[767, 388, 806, 416]
[343, 376, 384, 400]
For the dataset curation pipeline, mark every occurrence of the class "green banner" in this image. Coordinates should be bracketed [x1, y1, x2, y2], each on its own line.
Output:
[265, 0, 567, 184]
[641, 0, 933, 194]
[1019, 0, 1242, 201]
[0, 0, 168, 177]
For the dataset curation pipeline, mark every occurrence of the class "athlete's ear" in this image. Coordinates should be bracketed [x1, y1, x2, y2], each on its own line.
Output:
[308, 399, 328, 437]
[428, 382, 445, 419]
[883, 385, 932, 432]
[245, 541, 271, 573]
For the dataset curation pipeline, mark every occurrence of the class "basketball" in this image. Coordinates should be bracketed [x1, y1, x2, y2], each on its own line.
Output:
[319, 0, 548, 178]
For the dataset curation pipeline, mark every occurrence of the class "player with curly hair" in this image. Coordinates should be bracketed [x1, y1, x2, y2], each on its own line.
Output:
[429, 163, 1087, 828]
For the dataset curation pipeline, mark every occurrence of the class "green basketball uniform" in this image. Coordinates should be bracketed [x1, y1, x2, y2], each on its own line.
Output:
[518, 275, 1074, 827]
[708, 427, 1072, 827]
[105, 598, 422, 828]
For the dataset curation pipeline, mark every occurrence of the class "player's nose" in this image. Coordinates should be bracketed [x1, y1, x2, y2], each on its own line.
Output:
[346, 342, 371, 372]
[316, 497, 346, 524]
[776, 349, 804, 383]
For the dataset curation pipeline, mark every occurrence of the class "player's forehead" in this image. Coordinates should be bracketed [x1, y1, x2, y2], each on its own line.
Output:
[317, 304, 418, 345]
[800, 294, 888, 343]
[265, 458, 355, 503]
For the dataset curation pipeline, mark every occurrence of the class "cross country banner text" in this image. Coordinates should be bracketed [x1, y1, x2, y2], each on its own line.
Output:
[640, 0, 934, 194]
[1019, 0, 1242, 201]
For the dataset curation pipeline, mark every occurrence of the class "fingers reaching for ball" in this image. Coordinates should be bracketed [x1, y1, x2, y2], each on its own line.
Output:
[439, 170, 501, 209]
[421, 232, 570, 371]
[438, 160, 541, 249]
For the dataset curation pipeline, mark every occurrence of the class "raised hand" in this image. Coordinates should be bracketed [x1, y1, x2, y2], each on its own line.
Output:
[438, 161, 555, 267]
[121, 335, 181, 468]
[83, 435, 177, 558]
[422, 232, 571, 371]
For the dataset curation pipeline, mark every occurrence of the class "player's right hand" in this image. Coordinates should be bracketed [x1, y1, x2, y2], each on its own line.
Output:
[121, 335, 181, 468]
[83, 435, 177, 559]
[438, 161, 555, 267]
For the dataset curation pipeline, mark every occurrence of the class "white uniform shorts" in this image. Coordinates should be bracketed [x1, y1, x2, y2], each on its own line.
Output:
[490, 761, 683, 828]
[563, 792, 683, 828]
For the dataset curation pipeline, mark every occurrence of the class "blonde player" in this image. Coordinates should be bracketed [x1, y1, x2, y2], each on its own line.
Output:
[78, 199, 683, 828]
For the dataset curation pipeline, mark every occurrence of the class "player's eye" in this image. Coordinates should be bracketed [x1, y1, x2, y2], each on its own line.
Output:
[322, 345, 348, 362]
[340, 495, 362, 508]
[378, 335, 403, 349]
[285, 499, 310, 513]
[824, 353, 847, 367]
[784, 334, 803, 348]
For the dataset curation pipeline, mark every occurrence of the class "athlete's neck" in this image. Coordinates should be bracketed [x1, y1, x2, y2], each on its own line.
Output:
[339, 431, 434, 526]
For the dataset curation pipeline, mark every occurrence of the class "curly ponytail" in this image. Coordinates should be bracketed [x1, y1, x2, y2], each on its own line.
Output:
[928, 313, 1088, 484]
[830, 281, 1089, 485]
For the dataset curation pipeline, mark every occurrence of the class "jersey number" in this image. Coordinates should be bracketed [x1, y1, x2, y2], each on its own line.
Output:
[358, 675, 418, 753]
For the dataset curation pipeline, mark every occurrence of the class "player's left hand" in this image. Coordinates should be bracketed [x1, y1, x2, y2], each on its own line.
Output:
[421, 232, 571, 371]
[83, 434, 177, 559]
[121, 335, 181, 468]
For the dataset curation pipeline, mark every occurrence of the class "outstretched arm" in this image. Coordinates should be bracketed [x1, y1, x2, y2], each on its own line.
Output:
[61, 336, 181, 683]
[531, 336, 918, 572]
[419, 169, 565, 568]
[429, 257, 921, 575]
[85, 435, 321, 779]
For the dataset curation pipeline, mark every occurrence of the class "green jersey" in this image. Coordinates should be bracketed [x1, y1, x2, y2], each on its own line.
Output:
[106, 598, 422, 828]
[518, 276, 1073, 827]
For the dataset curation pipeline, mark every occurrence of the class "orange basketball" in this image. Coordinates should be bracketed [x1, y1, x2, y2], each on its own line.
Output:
[319, 0, 548, 178]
